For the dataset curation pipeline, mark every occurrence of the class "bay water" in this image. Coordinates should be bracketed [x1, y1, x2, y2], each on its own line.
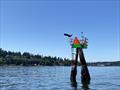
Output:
[0, 66, 120, 90]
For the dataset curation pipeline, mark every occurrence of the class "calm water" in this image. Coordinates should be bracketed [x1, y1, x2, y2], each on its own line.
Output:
[0, 66, 120, 90]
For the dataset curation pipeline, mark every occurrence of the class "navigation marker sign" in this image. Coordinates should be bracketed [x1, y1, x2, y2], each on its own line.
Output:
[72, 37, 81, 48]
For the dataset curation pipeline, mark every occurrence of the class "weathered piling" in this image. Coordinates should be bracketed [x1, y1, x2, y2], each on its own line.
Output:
[79, 48, 91, 84]
[70, 48, 78, 82]
[70, 48, 90, 84]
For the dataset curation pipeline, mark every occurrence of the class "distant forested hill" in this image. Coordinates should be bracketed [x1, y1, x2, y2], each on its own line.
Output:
[0, 48, 71, 66]
[0, 48, 119, 66]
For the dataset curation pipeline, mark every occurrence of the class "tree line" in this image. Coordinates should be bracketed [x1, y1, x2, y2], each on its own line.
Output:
[0, 48, 74, 66]
[0, 48, 119, 66]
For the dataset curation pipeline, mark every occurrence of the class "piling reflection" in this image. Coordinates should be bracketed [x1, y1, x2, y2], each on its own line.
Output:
[81, 80, 90, 90]
[70, 80, 90, 90]
[71, 81, 77, 90]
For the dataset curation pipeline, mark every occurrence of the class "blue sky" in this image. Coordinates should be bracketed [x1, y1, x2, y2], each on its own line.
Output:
[0, 0, 120, 62]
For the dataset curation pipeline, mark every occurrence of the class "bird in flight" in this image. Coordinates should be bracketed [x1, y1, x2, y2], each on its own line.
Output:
[64, 33, 73, 37]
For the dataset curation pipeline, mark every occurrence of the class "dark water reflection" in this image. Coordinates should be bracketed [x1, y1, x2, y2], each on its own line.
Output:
[0, 66, 120, 90]
[81, 82, 89, 90]
[71, 81, 90, 90]
[71, 81, 77, 90]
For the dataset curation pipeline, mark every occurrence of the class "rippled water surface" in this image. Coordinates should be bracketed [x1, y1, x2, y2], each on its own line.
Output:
[0, 66, 120, 90]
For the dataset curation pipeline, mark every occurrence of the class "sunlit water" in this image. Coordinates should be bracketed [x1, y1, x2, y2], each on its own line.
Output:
[0, 66, 120, 90]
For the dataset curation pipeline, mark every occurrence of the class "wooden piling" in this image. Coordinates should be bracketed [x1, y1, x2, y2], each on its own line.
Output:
[70, 48, 90, 84]
[79, 48, 91, 84]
